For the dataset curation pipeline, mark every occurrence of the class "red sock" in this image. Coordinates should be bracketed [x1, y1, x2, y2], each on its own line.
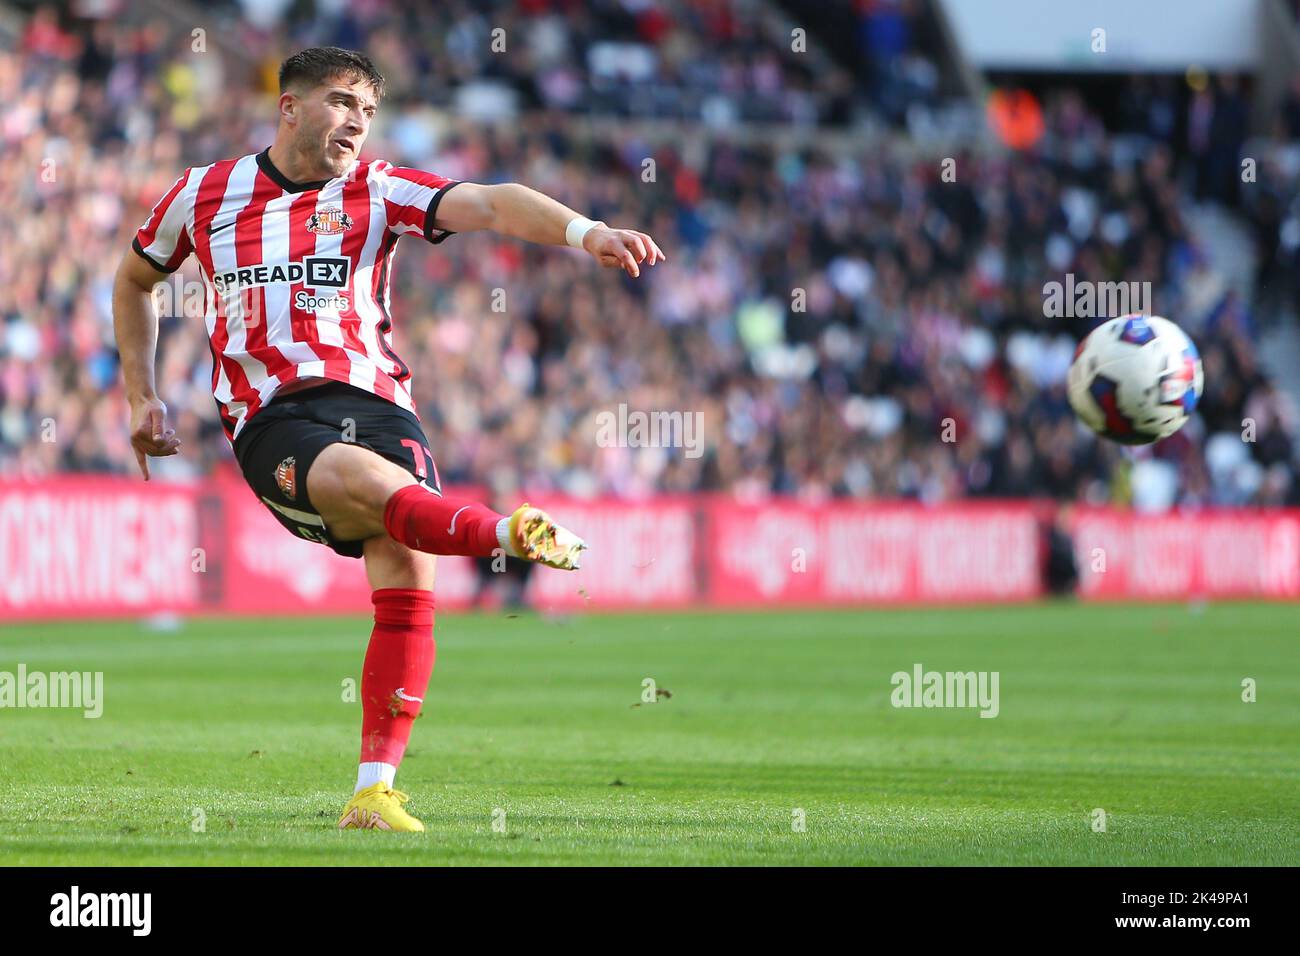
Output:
[360, 588, 436, 767]
[383, 485, 507, 557]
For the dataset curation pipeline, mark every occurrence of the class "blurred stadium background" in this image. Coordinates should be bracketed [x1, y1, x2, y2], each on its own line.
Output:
[1, 0, 1299, 616]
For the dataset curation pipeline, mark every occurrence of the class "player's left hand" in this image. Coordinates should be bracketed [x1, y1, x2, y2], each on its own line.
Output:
[128, 396, 182, 481]
[583, 226, 666, 278]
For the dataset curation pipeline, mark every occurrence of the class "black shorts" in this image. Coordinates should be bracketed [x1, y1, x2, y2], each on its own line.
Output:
[233, 381, 441, 558]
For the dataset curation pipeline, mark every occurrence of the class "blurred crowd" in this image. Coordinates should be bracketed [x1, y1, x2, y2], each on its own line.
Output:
[0, 2, 1297, 508]
[206, 0, 864, 127]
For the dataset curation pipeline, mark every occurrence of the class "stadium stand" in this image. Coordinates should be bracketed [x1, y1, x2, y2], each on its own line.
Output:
[0, 0, 1296, 511]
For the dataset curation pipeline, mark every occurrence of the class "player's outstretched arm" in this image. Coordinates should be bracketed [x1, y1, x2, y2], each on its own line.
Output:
[432, 182, 666, 277]
[112, 249, 181, 480]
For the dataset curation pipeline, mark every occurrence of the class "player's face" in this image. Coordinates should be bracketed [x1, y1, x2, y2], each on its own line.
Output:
[293, 76, 378, 178]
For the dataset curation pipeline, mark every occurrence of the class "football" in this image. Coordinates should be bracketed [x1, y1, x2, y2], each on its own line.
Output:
[1067, 314, 1204, 445]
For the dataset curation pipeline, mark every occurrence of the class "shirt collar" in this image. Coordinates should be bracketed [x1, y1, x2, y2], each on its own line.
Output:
[257, 147, 331, 193]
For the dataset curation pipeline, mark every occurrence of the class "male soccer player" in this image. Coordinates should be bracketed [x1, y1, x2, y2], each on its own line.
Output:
[113, 47, 665, 832]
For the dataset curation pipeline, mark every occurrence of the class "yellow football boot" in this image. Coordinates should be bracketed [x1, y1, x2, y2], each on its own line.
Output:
[508, 503, 588, 570]
[337, 783, 425, 832]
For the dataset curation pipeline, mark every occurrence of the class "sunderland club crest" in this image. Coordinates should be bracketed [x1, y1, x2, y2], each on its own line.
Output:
[275, 456, 297, 499]
[306, 205, 354, 236]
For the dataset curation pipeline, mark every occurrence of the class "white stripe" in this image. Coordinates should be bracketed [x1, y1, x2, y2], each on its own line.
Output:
[142, 167, 200, 265]
[260, 190, 324, 397]
[182, 165, 205, 252]
[305, 180, 347, 350]
[353, 172, 391, 393]
[189, 163, 232, 410]
[207, 155, 271, 415]
[345, 171, 394, 396]
[260, 496, 326, 527]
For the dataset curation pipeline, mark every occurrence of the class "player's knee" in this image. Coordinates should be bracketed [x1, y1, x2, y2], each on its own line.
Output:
[381, 548, 434, 590]
[364, 536, 435, 590]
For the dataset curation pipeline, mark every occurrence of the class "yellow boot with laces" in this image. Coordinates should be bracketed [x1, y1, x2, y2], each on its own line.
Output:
[337, 783, 424, 832]
[508, 503, 588, 570]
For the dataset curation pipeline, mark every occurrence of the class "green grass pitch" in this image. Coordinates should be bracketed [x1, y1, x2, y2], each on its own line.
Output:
[0, 602, 1296, 865]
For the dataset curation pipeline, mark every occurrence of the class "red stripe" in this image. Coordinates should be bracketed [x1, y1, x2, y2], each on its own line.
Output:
[375, 250, 406, 390]
[163, 235, 193, 271]
[285, 191, 329, 365]
[236, 170, 297, 399]
[337, 169, 375, 360]
[207, 340, 240, 441]
[387, 167, 453, 190]
[191, 160, 260, 433]
[383, 198, 424, 233]
[368, 232, 401, 405]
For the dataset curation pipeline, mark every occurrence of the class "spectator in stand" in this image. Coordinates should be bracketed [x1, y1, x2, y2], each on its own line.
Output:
[0, 7, 1295, 511]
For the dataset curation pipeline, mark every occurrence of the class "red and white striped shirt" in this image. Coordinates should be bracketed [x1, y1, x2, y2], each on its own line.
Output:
[133, 148, 460, 442]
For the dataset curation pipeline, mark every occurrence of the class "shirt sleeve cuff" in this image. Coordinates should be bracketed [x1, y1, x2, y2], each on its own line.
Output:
[423, 181, 464, 245]
[132, 237, 178, 273]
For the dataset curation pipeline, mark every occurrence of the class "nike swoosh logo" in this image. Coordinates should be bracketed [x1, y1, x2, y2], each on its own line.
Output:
[394, 687, 423, 703]
[207, 219, 237, 236]
[447, 505, 471, 535]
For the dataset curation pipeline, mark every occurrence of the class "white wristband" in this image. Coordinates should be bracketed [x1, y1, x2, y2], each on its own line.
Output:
[565, 216, 601, 249]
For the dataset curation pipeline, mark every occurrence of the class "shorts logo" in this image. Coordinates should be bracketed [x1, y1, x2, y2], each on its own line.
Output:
[275, 456, 297, 499]
[306, 206, 354, 236]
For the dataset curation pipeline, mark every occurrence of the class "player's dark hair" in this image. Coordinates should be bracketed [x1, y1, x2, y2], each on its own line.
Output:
[278, 47, 385, 100]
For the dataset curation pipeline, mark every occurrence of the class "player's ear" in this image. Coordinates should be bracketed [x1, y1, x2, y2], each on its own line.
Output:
[278, 91, 298, 125]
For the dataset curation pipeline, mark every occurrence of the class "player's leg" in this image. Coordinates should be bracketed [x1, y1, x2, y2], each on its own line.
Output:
[338, 536, 436, 832]
[231, 387, 576, 832]
[305, 440, 587, 569]
[363, 531, 436, 591]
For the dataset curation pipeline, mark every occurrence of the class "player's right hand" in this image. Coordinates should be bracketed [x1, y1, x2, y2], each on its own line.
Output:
[583, 226, 666, 278]
[129, 397, 181, 481]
